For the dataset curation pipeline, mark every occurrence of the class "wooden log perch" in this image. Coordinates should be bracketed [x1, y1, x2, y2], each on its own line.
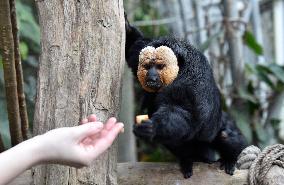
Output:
[12, 162, 284, 185]
[118, 162, 247, 185]
[9, 162, 249, 185]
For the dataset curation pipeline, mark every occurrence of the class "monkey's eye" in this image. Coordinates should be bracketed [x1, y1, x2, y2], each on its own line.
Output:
[143, 64, 151, 70]
[156, 64, 165, 70]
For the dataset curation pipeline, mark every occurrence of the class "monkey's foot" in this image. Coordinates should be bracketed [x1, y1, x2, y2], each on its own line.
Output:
[181, 169, 193, 179]
[219, 159, 235, 175]
[180, 160, 193, 179]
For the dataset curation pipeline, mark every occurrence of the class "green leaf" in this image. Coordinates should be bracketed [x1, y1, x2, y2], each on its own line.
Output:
[245, 63, 255, 75]
[256, 64, 271, 74]
[255, 65, 275, 89]
[19, 42, 29, 60]
[238, 88, 257, 103]
[275, 81, 284, 92]
[16, 1, 40, 52]
[243, 31, 263, 55]
[231, 109, 252, 143]
[255, 122, 268, 142]
[267, 63, 284, 83]
[270, 119, 281, 130]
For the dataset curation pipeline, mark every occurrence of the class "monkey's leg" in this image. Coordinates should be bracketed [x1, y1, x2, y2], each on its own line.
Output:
[213, 127, 247, 175]
[197, 146, 216, 164]
[183, 141, 216, 164]
[179, 158, 193, 179]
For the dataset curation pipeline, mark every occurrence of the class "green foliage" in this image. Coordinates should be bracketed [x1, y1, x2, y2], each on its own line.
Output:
[16, 1, 40, 53]
[267, 64, 284, 83]
[0, 0, 39, 148]
[132, 3, 169, 37]
[0, 55, 2, 69]
[246, 63, 284, 91]
[237, 86, 258, 104]
[138, 142, 175, 162]
[231, 108, 253, 143]
[19, 42, 29, 60]
[232, 62, 284, 145]
[243, 31, 263, 55]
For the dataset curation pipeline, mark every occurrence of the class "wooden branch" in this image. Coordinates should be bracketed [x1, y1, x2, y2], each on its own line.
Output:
[9, 162, 249, 185]
[9, 0, 29, 140]
[0, 0, 22, 146]
[118, 162, 247, 185]
[132, 17, 177, 27]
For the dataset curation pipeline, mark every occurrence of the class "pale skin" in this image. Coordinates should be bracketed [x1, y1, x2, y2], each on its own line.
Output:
[0, 114, 124, 185]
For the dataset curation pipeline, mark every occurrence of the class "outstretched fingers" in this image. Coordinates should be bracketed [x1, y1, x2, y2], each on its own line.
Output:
[103, 122, 124, 146]
[87, 114, 97, 122]
[105, 117, 117, 130]
[75, 122, 104, 140]
[80, 114, 97, 125]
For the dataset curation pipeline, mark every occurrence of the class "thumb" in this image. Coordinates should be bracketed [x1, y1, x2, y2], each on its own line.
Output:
[75, 122, 103, 140]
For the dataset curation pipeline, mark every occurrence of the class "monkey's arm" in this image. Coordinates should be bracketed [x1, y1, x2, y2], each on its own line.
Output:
[134, 105, 198, 144]
[125, 13, 151, 74]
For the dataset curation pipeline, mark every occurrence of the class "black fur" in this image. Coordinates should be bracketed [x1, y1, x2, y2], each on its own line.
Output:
[125, 15, 247, 178]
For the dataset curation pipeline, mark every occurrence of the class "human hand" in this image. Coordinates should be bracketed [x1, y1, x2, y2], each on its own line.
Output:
[33, 115, 124, 168]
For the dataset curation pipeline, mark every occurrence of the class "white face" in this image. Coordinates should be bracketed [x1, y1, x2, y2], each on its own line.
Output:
[137, 46, 179, 92]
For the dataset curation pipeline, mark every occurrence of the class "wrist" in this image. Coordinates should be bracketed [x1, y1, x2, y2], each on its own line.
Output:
[21, 135, 47, 166]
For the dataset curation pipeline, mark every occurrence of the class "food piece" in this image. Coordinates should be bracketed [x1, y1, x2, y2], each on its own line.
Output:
[136, 115, 149, 125]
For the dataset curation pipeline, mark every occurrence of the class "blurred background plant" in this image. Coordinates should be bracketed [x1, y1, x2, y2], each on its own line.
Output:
[0, 0, 39, 148]
[1, 0, 284, 164]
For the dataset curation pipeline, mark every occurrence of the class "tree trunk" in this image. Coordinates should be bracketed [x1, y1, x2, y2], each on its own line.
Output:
[223, 0, 245, 91]
[32, 0, 125, 184]
[0, 0, 22, 146]
[9, 0, 30, 140]
[118, 66, 137, 162]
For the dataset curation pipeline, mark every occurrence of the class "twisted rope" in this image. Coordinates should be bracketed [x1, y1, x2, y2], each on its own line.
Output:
[237, 144, 284, 185]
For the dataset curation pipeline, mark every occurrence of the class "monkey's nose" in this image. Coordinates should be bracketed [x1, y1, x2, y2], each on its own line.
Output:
[147, 77, 158, 82]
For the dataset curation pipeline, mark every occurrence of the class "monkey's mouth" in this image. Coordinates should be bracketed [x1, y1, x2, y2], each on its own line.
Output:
[145, 81, 162, 91]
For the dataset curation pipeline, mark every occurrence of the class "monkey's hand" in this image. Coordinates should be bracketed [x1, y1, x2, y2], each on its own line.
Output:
[133, 120, 156, 141]
[219, 158, 236, 175]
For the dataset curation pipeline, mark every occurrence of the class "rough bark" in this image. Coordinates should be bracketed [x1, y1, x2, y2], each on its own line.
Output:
[0, 0, 22, 146]
[9, 0, 29, 140]
[118, 66, 137, 162]
[32, 0, 125, 184]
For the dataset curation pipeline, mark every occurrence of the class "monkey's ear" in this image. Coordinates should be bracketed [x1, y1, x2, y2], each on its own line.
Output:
[155, 46, 178, 64]
[139, 46, 156, 64]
